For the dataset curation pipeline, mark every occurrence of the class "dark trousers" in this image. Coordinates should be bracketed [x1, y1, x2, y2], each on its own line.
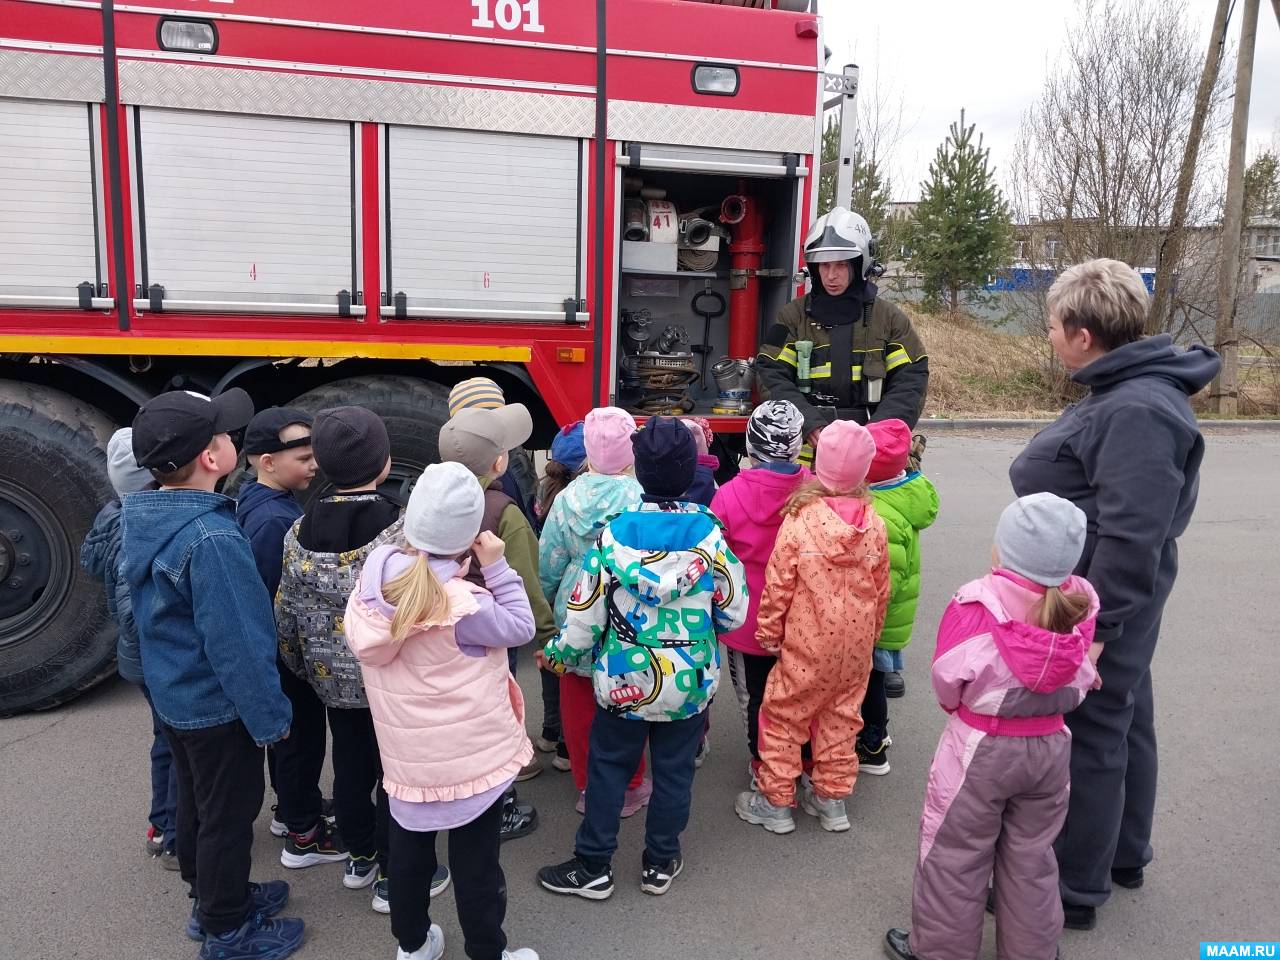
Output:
[141, 685, 178, 850]
[271, 661, 328, 834]
[539, 665, 561, 739]
[389, 797, 507, 960]
[860, 668, 889, 748]
[1056, 542, 1176, 908]
[327, 705, 389, 867]
[165, 720, 265, 936]
[575, 707, 703, 869]
[725, 648, 776, 760]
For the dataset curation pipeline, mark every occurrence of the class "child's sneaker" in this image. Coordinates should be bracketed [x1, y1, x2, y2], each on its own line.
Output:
[156, 847, 181, 871]
[280, 820, 347, 868]
[551, 740, 572, 772]
[186, 880, 291, 941]
[146, 824, 164, 856]
[342, 855, 380, 889]
[396, 923, 444, 960]
[621, 779, 652, 818]
[574, 791, 586, 815]
[371, 866, 449, 914]
[502, 950, 539, 960]
[884, 928, 917, 959]
[499, 791, 538, 842]
[537, 857, 615, 900]
[533, 731, 558, 753]
[694, 738, 710, 769]
[515, 754, 543, 781]
[800, 782, 850, 832]
[734, 789, 795, 834]
[269, 805, 288, 838]
[197, 912, 304, 960]
[639, 856, 683, 896]
[856, 734, 893, 776]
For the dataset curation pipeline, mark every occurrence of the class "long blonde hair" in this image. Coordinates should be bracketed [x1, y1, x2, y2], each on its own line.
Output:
[782, 477, 870, 517]
[1030, 585, 1092, 635]
[381, 550, 452, 644]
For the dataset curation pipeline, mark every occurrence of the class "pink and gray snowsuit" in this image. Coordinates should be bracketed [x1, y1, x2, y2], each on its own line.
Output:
[910, 569, 1099, 960]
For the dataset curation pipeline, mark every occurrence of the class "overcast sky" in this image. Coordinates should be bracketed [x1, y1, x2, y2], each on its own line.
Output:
[819, 0, 1280, 203]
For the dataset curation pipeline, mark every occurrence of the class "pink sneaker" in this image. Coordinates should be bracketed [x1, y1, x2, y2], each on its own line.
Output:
[621, 780, 653, 818]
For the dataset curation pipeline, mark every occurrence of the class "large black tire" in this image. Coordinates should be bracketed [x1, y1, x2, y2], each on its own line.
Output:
[0, 382, 118, 715]
[286, 375, 453, 506]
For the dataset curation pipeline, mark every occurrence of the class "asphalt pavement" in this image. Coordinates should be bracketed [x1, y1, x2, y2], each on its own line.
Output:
[2, 429, 1276, 959]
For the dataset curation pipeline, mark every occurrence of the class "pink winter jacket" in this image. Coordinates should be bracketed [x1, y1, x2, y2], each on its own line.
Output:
[932, 569, 1099, 736]
[344, 547, 535, 803]
[710, 464, 811, 655]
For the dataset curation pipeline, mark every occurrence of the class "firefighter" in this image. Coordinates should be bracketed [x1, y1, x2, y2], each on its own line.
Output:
[756, 207, 929, 453]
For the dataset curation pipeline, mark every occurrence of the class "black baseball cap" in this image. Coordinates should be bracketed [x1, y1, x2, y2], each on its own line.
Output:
[244, 407, 314, 455]
[132, 388, 255, 472]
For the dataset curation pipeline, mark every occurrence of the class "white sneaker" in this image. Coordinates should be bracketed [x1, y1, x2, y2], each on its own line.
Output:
[734, 789, 795, 834]
[800, 782, 850, 832]
[396, 924, 444, 960]
[502, 950, 539, 960]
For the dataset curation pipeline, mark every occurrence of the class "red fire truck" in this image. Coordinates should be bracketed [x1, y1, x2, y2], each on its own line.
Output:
[0, 0, 858, 712]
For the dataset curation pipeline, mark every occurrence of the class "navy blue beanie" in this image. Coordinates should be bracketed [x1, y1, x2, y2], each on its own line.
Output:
[632, 416, 697, 499]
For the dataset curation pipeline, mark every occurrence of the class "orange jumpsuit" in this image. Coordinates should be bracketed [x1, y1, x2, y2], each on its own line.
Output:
[755, 496, 890, 805]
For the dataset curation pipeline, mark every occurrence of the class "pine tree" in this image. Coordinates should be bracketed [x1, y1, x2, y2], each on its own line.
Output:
[1243, 151, 1279, 219]
[817, 118, 891, 237]
[906, 110, 1013, 316]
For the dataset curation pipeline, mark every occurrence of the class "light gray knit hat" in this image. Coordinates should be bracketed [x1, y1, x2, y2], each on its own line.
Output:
[404, 461, 485, 556]
[107, 428, 153, 495]
[994, 493, 1087, 587]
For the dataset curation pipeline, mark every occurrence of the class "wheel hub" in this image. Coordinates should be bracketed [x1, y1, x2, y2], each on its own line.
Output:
[0, 482, 63, 641]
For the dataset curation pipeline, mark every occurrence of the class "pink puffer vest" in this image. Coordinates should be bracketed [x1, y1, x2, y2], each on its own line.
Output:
[343, 578, 532, 803]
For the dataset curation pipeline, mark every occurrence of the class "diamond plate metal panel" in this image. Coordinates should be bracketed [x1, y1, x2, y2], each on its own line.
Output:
[608, 100, 813, 154]
[0, 50, 104, 103]
[118, 61, 594, 137]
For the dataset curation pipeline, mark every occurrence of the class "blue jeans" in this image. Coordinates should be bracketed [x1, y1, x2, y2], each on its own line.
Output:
[575, 707, 703, 870]
[141, 685, 178, 851]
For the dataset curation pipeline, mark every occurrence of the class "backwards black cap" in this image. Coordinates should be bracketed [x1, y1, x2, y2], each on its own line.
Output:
[132, 388, 255, 472]
[244, 407, 314, 455]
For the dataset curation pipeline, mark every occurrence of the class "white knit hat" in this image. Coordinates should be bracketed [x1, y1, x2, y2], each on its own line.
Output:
[404, 462, 484, 556]
[994, 493, 1087, 587]
[107, 428, 153, 495]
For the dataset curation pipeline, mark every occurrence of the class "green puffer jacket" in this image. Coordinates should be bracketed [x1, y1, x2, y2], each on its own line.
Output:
[869, 471, 939, 651]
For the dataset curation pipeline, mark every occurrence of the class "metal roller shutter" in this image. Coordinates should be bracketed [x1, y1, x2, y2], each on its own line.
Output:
[135, 109, 355, 312]
[0, 98, 99, 305]
[388, 127, 581, 321]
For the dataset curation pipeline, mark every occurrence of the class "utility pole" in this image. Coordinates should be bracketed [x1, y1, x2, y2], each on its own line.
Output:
[1213, 0, 1260, 416]
[1148, 0, 1232, 335]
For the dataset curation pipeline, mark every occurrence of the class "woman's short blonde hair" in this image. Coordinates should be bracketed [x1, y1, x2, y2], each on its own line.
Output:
[1047, 258, 1149, 351]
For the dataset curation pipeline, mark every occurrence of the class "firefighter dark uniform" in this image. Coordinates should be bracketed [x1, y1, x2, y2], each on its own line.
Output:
[756, 292, 929, 437]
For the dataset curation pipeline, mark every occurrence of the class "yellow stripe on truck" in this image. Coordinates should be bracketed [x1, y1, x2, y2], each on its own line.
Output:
[0, 336, 532, 363]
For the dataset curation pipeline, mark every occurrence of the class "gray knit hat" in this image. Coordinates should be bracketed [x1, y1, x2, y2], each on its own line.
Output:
[106, 428, 153, 495]
[404, 462, 484, 556]
[994, 493, 1087, 587]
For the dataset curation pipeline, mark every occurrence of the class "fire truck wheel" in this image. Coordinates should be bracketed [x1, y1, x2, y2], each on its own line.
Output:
[286, 375, 454, 507]
[0, 382, 118, 716]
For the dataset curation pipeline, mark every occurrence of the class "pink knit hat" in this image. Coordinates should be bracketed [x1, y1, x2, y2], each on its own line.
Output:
[584, 406, 638, 475]
[815, 420, 876, 493]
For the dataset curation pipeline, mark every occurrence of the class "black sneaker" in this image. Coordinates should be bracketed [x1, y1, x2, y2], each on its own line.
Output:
[1111, 866, 1144, 889]
[156, 847, 181, 871]
[640, 856, 683, 896]
[371, 866, 449, 914]
[884, 670, 906, 698]
[342, 855, 379, 890]
[884, 928, 917, 960]
[146, 824, 164, 856]
[537, 857, 614, 900]
[499, 791, 538, 842]
[1062, 902, 1096, 930]
[280, 820, 348, 869]
[856, 734, 893, 776]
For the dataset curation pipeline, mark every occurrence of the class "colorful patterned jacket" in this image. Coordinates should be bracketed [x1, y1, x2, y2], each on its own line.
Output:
[543, 501, 748, 722]
[276, 513, 404, 709]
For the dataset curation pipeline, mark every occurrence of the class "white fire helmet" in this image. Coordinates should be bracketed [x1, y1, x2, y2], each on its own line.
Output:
[804, 207, 874, 276]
